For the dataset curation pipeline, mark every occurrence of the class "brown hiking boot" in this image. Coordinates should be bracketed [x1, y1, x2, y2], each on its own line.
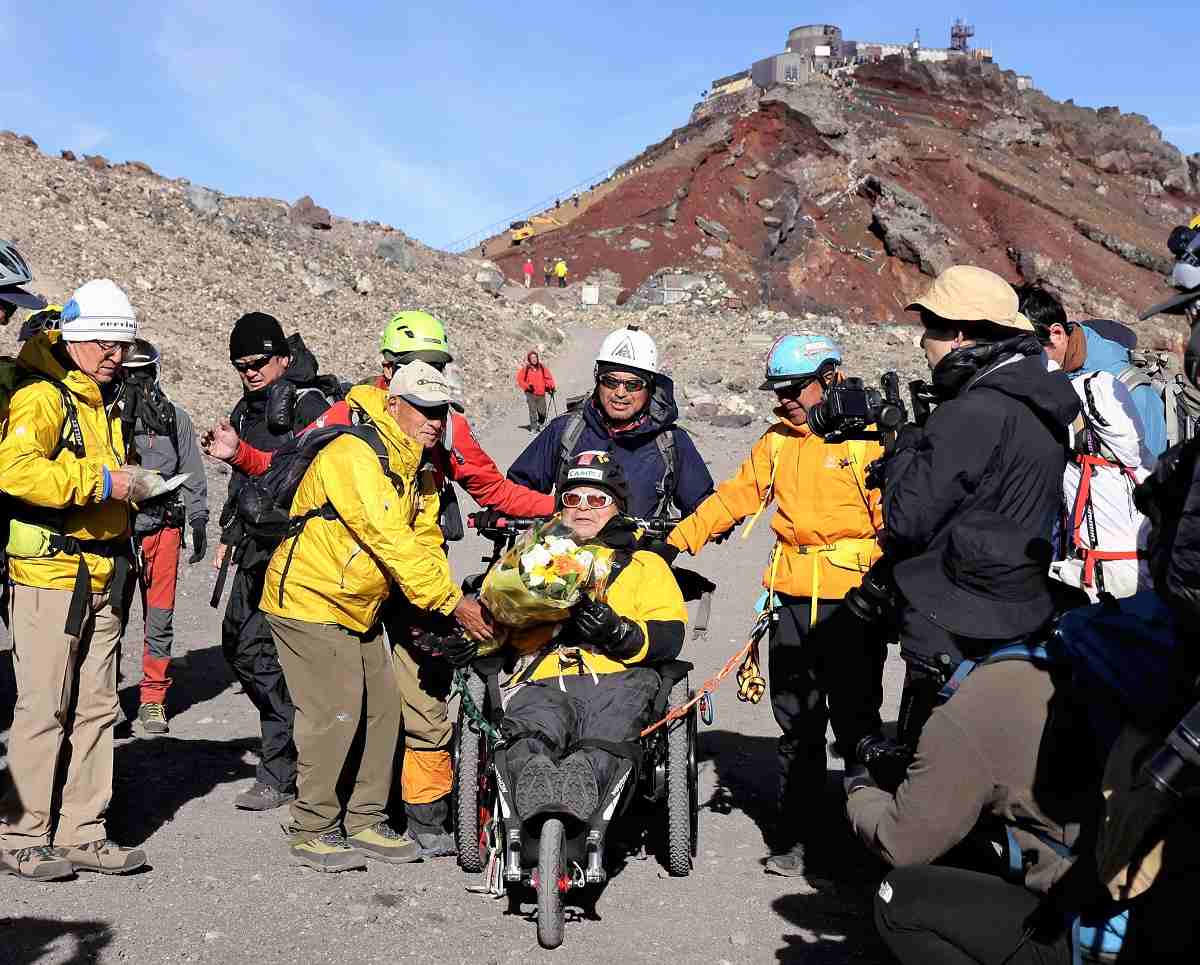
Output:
[54, 839, 147, 875]
[290, 831, 369, 872]
[235, 781, 295, 811]
[1, 845, 75, 881]
[345, 822, 422, 864]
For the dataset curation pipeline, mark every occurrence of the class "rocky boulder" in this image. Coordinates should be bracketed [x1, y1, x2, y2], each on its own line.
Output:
[290, 195, 333, 230]
[860, 175, 956, 278]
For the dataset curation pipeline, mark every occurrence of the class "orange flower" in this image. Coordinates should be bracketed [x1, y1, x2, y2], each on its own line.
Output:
[553, 555, 587, 577]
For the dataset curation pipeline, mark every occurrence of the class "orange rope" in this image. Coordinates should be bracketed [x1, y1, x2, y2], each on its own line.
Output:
[639, 615, 769, 737]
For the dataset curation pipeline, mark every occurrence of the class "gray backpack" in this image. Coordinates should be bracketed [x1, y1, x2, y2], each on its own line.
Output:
[1117, 350, 1200, 447]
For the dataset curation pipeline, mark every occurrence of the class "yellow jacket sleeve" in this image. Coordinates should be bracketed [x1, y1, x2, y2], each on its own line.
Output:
[606, 551, 688, 665]
[318, 441, 462, 616]
[0, 382, 108, 507]
[668, 427, 781, 554]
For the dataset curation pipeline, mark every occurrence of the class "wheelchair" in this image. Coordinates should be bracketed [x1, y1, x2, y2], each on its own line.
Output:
[452, 656, 700, 950]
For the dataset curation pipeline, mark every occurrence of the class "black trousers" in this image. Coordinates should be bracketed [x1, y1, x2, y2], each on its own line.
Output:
[503, 669, 660, 795]
[875, 866, 1070, 965]
[769, 595, 887, 842]
[221, 565, 297, 792]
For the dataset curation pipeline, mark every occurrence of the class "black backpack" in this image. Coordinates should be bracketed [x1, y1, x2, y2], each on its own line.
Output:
[210, 413, 395, 607]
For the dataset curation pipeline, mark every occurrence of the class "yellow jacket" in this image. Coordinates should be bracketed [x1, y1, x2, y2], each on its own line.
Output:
[0, 331, 129, 591]
[260, 385, 461, 633]
[520, 547, 687, 682]
[668, 413, 883, 600]
[554, 261, 568, 278]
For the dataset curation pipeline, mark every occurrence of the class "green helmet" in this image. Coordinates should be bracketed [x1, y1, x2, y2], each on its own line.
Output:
[379, 310, 452, 364]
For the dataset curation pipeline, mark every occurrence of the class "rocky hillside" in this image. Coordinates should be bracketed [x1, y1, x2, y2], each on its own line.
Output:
[487, 56, 1199, 347]
[0, 132, 564, 430]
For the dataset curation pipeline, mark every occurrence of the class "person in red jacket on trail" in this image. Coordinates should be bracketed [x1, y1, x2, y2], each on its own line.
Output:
[522, 257, 534, 289]
[516, 350, 556, 433]
[202, 311, 552, 858]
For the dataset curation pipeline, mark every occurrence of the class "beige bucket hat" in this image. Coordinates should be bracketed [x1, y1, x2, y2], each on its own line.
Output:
[906, 265, 1034, 332]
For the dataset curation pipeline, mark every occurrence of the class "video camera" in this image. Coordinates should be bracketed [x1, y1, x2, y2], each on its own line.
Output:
[807, 371, 907, 443]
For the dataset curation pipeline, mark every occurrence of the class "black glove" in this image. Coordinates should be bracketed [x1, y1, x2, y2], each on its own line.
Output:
[471, 508, 502, 532]
[441, 632, 480, 669]
[568, 597, 643, 659]
[188, 521, 208, 565]
[646, 539, 680, 565]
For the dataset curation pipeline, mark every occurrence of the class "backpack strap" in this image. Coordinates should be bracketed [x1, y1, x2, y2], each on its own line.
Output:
[649, 428, 678, 521]
[742, 430, 787, 539]
[1115, 363, 1153, 393]
[936, 641, 1051, 702]
[558, 409, 587, 468]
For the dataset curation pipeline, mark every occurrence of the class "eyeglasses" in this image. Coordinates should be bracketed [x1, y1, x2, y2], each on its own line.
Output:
[561, 490, 614, 509]
[233, 354, 273, 373]
[95, 341, 129, 359]
[598, 374, 647, 393]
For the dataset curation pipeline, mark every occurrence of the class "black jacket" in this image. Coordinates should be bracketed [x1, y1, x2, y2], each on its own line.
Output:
[884, 350, 1080, 662]
[1137, 438, 1200, 626]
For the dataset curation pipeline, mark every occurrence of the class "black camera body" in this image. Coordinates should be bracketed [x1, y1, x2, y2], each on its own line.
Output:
[808, 371, 907, 443]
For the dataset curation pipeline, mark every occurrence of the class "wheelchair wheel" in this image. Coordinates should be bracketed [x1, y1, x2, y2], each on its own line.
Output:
[537, 818, 566, 949]
[665, 675, 694, 877]
[454, 670, 488, 873]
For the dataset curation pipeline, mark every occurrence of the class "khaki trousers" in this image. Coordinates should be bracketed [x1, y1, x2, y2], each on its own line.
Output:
[267, 615, 400, 842]
[392, 641, 453, 805]
[0, 584, 122, 848]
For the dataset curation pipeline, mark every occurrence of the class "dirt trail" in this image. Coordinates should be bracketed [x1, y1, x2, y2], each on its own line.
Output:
[2, 325, 903, 964]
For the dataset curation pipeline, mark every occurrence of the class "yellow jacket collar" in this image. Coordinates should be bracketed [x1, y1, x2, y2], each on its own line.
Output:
[16, 330, 105, 407]
[346, 383, 423, 476]
[773, 408, 812, 437]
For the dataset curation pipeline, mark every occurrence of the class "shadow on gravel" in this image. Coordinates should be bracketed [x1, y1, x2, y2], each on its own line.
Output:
[697, 730, 778, 844]
[0, 917, 113, 965]
[116, 644, 235, 729]
[109, 736, 257, 846]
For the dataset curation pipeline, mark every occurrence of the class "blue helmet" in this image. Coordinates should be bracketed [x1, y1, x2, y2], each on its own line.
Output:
[759, 334, 842, 391]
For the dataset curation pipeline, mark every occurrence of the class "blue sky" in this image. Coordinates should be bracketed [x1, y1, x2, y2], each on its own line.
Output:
[5, 2, 1197, 249]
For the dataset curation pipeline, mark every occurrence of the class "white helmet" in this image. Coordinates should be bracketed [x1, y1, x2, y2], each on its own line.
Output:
[595, 325, 658, 376]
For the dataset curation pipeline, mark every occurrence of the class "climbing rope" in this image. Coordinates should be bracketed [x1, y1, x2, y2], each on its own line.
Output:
[639, 610, 772, 738]
[452, 668, 503, 745]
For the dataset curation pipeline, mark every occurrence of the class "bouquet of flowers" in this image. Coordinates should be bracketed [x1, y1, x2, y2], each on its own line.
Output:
[480, 516, 616, 632]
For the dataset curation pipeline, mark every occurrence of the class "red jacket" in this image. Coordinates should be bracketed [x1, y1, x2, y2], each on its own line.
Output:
[230, 379, 555, 518]
[516, 358, 556, 396]
[522, 260, 534, 276]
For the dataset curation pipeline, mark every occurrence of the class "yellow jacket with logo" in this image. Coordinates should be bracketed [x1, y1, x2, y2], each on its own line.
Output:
[668, 413, 884, 600]
[520, 546, 687, 682]
[260, 385, 461, 633]
[0, 331, 129, 591]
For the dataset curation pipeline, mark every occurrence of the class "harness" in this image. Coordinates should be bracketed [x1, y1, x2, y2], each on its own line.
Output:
[939, 641, 1127, 965]
[1068, 374, 1141, 593]
[559, 408, 678, 522]
[742, 430, 879, 626]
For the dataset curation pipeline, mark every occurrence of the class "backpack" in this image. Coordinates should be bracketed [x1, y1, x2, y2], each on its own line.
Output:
[1117, 350, 1200, 447]
[210, 410, 395, 608]
[558, 406, 678, 521]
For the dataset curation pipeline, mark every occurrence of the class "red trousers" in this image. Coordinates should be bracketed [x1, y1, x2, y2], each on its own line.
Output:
[139, 527, 181, 704]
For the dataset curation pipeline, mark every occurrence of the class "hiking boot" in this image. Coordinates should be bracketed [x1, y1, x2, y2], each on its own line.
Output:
[1, 845, 75, 881]
[346, 822, 422, 864]
[515, 755, 561, 819]
[559, 754, 600, 822]
[235, 781, 295, 811]
[765, 842, 813, 878]
[411, 830, 455, 858]
[138, 702, 169, 735]
[290, 831, 368, 872]
[55, 839, 147, 875]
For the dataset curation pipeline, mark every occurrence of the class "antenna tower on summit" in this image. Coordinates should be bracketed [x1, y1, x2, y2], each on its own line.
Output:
[950, 18, 975, 52]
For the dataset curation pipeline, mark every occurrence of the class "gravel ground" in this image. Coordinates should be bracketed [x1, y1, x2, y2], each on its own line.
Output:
[1, 323, 906, 965]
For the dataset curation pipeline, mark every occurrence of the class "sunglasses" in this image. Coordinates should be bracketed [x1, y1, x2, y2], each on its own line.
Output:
[598, 374, 647, 393]
[561, 490, 614, 509]
[233, 354, 273, 373]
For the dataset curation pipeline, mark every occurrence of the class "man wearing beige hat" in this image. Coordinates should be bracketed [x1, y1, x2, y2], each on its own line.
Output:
[260, 361, 492, 872]
[876, 265, 1080, 741]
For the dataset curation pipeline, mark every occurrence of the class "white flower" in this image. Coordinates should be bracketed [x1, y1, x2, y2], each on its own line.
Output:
[574, 550, 594, 569]
[527, 573, 545, 587]
[521, 546, 552, 571]
[546, 537, 577, 556]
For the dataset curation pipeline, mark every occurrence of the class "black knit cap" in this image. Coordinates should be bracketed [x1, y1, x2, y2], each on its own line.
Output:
[229, 312, 288, 361]
[556, 449, 630, 512]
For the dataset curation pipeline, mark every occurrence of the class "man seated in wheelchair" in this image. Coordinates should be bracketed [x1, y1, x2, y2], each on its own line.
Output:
[500, 450, 687, 824]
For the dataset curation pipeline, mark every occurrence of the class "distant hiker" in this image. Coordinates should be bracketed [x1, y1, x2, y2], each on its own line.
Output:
[572, 193, 580, 208]
[555, 198, 561, 210]
[517, 350, 556, 433]
[478, 242, 486, 258]
[522, 257, 534, 289]
[555, 257, 568, 288]
[122, 339, 209, 736]
[543, 257, 553, 287]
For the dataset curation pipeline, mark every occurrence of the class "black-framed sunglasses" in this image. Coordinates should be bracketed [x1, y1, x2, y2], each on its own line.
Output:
[232, 354, 273, 373]
[598, 374, 647, 393]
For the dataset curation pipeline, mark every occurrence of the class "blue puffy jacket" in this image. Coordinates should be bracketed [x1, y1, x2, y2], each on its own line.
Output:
[1082, 326, 1169, 457]
[507, 374, 715, 520]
